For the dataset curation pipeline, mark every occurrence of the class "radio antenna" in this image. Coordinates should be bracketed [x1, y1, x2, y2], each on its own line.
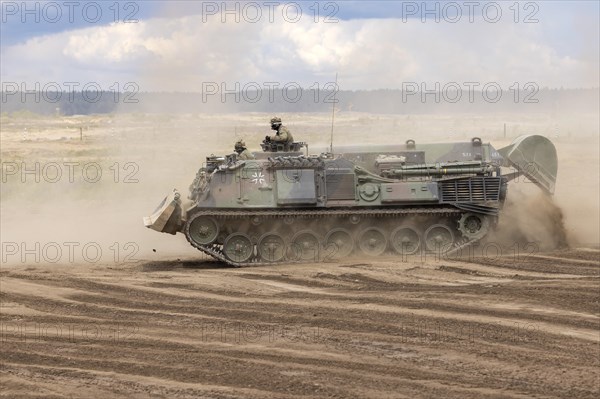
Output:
[329, 72, 338, 154]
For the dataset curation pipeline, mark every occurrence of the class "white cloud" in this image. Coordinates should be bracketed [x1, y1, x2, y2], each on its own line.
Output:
[1, 7, 597, 91]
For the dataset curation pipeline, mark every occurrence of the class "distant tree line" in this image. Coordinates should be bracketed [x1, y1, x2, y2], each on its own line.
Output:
[1, 88, 597, 115]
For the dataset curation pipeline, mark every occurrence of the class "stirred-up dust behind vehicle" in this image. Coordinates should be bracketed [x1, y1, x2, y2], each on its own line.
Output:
[144, 134, 558, 266]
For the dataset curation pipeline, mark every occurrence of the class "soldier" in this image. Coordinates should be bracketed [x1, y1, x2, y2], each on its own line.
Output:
[265, 117, 294, 145]
[234, 140, 254, 160]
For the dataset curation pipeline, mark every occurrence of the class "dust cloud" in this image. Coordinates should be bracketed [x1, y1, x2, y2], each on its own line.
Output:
[1, 112, 598, 267]
[490, 187, 569, 251]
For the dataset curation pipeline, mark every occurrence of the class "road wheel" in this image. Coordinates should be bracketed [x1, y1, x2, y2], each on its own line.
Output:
[325, 228, 354, 259]
[424, 224, 455, 252]
[358, 227, 387, 256]
[223, 233, 254, 263]
[257, 233, 286, 262]
[290, 230, 320, 261]
[390, 226, 421, 255]
[187, 215, 219, 245]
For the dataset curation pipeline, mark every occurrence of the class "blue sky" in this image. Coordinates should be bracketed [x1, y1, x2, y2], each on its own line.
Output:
[3, 1, 598, 49]
[1, 1, 598, 90]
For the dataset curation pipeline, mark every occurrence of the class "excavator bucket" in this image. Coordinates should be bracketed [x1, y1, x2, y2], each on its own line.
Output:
[143, 190, 183, 235]
[498, 135, 558, 195]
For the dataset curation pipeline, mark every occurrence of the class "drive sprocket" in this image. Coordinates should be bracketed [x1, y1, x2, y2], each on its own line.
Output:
[457, 212, 490, 240]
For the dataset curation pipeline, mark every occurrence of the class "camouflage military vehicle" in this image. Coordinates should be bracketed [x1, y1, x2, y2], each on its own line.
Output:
[144, 135, 557, 266]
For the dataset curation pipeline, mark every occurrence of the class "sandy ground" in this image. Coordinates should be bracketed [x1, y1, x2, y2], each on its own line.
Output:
[1, 249, 599, 398]
[1, 112, 599, 397]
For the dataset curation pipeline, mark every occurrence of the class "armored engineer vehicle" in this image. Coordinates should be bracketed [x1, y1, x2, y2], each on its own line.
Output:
[144, 135, 557, 266]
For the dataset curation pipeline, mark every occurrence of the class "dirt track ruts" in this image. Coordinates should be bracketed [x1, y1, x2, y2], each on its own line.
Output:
[1, 248, 599, 398]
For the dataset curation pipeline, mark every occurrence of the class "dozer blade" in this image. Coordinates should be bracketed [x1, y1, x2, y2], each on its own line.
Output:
[143, 189, 183, 235]
[498, 135, 558, 195]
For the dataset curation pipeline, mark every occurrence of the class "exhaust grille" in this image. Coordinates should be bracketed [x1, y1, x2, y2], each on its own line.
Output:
[439, 177, 502, 203]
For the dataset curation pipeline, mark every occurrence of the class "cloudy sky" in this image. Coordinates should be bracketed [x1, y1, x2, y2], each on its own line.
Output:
[1, 1, 598, 91]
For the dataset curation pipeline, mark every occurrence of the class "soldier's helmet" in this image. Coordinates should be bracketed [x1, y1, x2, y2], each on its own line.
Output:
[270, 117, 282, 126]
[234, 140, 246, 150]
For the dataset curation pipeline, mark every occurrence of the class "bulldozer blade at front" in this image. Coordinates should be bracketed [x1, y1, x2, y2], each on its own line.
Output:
[143, 190, 183, 235]
[498, 135, 558, 195]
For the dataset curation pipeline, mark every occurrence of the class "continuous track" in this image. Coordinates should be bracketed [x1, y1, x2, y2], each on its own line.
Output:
[184, 207, 481, 267]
